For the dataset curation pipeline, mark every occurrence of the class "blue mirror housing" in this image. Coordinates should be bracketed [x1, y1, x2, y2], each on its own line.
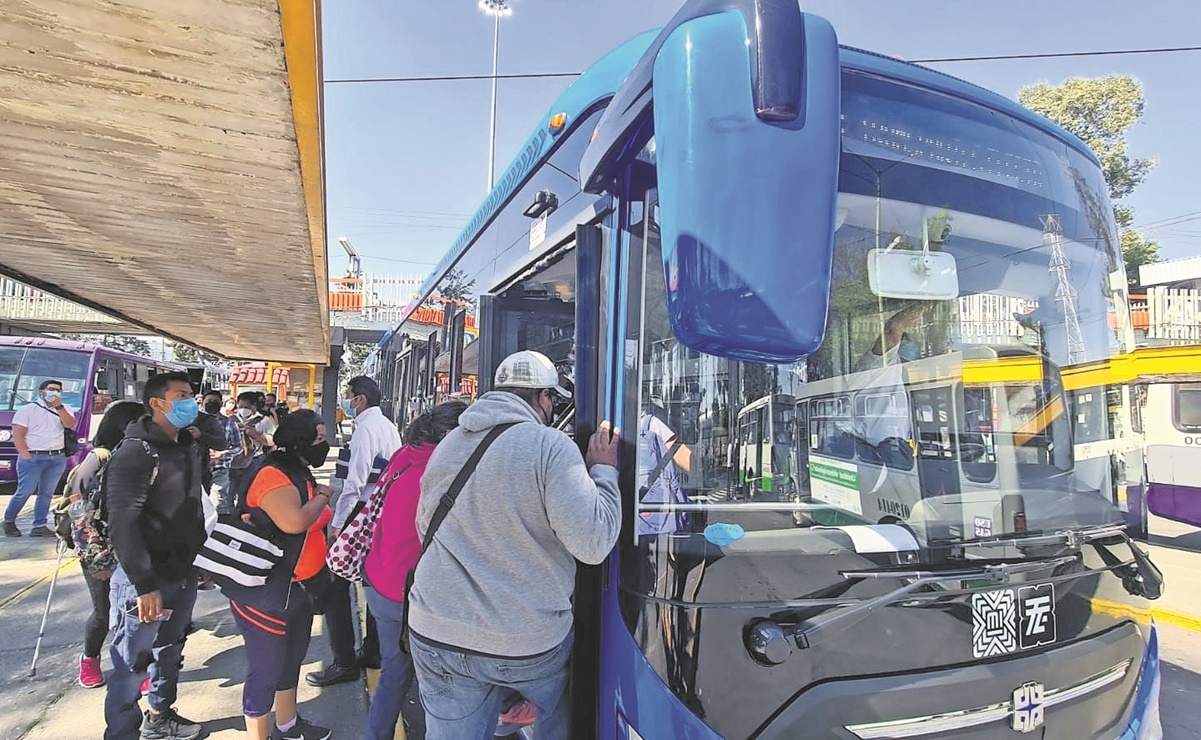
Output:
[653, 8, 840, 363]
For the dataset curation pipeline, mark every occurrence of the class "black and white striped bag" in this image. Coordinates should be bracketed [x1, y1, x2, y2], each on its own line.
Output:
[194, 518, 284, 588]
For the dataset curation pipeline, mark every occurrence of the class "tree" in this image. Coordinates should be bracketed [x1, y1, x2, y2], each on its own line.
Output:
[1018, 76, 1159, 286]
[171, 342, 223, 365]
[429, 268, 476, 311]
[338, 342, 375, 387]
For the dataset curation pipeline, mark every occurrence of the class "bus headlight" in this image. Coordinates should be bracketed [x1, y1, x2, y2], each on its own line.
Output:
[0, 429, 11, 443]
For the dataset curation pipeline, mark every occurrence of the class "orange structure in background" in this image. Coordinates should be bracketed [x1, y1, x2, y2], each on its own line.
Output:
[329, 276, 365, 312]
[231, 362, 318, 409]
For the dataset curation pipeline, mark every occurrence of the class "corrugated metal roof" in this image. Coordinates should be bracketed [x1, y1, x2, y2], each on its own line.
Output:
[0, 0, 328, 363]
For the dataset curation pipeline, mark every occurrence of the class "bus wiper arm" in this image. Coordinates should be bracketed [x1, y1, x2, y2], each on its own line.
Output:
[944, 523, 1127, 551]
[745, 557, 1076, 665]
[948, 524, 1162, 600]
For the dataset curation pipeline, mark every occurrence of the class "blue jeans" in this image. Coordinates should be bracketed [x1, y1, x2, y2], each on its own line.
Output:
[104, 566, 199, 740]
[410, 630, 573, 740]
[5, 453, 67, 528]
[363, 586, 416, 740]
[210, 467, 234, 515]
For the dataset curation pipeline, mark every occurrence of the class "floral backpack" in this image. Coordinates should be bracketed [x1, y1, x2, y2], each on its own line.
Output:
[72, 440, 159, 578]
[326, 450, 412, 582]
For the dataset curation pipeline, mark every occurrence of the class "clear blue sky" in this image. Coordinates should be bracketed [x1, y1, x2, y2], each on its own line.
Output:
[321, 0, 1201, 279]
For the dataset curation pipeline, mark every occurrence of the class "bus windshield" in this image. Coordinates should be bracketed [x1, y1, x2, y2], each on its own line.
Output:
[0, 346, 91, 411]
[625, 69, 1128, 582]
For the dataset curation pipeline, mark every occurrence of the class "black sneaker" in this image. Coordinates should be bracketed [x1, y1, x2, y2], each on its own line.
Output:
[274, 716, 331, 740]
[304, 662, 359, 687]
[29, 526, 57, 538]
[3, 521, 21, 537]
[140, 707, 202, 740]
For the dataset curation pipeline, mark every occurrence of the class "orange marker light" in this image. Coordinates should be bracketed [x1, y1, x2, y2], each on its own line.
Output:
[548, 112, 568, 134]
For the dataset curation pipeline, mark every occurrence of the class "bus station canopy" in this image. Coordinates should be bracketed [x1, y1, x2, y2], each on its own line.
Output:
[0, 0, 328, 363]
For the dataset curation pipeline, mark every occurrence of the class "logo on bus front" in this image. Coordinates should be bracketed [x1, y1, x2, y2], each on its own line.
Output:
[1011, 681, 1046, 732]
[971, 584, 1057, 659]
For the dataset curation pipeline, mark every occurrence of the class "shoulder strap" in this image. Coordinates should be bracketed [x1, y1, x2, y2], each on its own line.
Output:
[641, 419, 683, 495]
[420, 422, 518, 556]
[35, 401, 68, 427]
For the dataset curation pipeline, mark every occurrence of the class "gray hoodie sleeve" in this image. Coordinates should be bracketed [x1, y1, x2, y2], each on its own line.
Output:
[541, 434, 621, 565]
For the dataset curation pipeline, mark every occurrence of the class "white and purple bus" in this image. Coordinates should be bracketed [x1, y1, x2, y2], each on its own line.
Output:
[0, 336, 184, 483]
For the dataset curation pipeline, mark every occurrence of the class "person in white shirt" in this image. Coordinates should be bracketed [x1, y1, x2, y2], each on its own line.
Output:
[5, 379, 77, 537]
[305, 376, 401, 687]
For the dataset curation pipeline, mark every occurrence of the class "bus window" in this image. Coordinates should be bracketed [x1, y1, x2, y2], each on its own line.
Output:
[123, 362, 137, 400]
[135, 363, 153, 403]
[810, 395, 854, 460]
[93, 358, 120, 414]
[0, 346, 22, 411]
[1130, 384, 1146, 434]
[853, 390, 913, 470]
[960, 387, 997, 482]
[1173, 383, 1201, 433]
[14, 349, 90, 410]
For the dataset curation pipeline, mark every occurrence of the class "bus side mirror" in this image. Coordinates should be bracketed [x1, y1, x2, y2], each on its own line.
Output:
[653, 9, 841, 363]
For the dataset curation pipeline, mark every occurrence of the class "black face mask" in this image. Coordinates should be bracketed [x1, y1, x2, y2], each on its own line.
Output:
[204, 401, 222, 415]
[302, 441, 331, 468]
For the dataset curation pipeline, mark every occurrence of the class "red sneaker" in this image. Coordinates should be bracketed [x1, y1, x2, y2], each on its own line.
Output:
[78, 655, 105, 688]
[140, 677, 151, 696]
[498, 700, 537, 727]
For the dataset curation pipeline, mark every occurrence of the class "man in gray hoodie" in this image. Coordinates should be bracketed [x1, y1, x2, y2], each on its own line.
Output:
[408, 350, 620, 740]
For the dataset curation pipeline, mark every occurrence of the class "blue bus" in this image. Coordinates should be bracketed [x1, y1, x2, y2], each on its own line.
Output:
[375, 2, 1163, 737]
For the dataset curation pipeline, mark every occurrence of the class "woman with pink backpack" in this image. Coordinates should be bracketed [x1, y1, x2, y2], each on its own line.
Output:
[359, 401, 466, 740]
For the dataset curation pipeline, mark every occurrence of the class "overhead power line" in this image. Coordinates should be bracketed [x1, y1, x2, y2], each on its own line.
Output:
[324, 45, 1201, 85]
[326, 72, 580, 84]
[909, 46, 1201, 64]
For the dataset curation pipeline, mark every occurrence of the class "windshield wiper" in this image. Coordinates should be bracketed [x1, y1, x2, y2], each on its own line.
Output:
[745, 556, 1077, 665]
[944, 522, 1127, 551]
[941, 524, 1163, 600]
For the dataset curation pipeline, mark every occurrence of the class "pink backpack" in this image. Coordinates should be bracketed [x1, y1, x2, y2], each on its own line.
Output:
[326, 449, 413, 582]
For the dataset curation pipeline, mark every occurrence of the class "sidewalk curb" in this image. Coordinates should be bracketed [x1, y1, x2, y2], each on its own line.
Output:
[1093, 598, 1201, 633]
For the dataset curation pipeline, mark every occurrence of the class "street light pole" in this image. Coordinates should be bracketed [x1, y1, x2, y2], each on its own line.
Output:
[479, 0, 511, 192]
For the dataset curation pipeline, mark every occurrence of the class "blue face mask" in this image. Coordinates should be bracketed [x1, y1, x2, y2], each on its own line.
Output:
[341, 399, 357, 418]
[164, 398, 200, 428]
[898, 338, 920, 363]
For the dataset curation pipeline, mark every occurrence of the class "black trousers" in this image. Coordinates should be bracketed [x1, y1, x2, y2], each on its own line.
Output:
[323, 575, 379, 667]
[82, 563, 111, 659]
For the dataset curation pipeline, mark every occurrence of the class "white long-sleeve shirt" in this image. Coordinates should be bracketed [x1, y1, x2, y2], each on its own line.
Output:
[331, 406, 402, 529]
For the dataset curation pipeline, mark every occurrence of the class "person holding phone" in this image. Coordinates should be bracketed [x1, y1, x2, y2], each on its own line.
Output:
[104, 372, 208, 740]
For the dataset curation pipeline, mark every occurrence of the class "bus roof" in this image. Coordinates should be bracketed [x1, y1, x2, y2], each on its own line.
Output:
[0, 335, 184, 369]
[397, 18, 1102, 332]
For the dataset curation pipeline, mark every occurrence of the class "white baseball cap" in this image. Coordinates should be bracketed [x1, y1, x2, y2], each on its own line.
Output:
[495, 350, 572, 399]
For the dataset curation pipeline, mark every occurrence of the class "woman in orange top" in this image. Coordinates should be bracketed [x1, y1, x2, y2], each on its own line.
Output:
[225, 409, 334, 740]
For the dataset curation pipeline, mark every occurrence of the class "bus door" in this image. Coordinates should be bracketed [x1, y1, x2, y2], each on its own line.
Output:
[479, 222, 610, 735]
[852, 386, 917, 522]
[911, 385, 962, 499]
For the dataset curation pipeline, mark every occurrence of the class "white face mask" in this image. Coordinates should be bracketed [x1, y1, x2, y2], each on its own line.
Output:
[236, 407, 254, 419]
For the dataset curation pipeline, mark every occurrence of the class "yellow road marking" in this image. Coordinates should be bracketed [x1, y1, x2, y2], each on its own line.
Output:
[0, 552, 78, 613]
[1092, 597, 1201, 633]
